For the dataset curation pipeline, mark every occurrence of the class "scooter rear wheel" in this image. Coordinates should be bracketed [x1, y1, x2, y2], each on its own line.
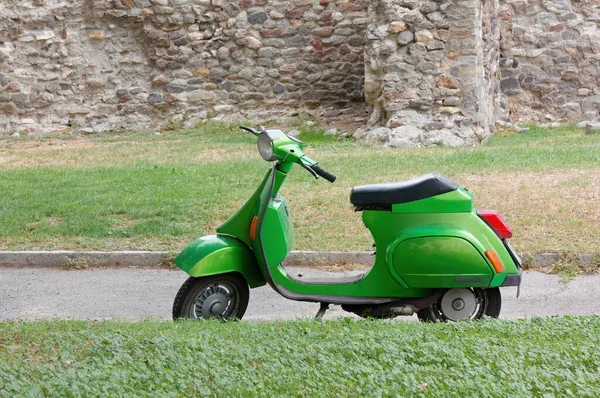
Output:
[417, 287, 501, 322]
[172, 273, 249, 321]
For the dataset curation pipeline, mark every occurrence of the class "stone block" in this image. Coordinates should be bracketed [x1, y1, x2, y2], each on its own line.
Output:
[153, 6, 174, 14]
[243, 93, 265, 101]
[426, 40, 444, 51]
[397, 31, 414, 45]
[500, 77, 521, 95]
[68, 108, 91, 115]
[245, 37, 262, 49]
[0, 102, 20, 115]
[106, 10, 128, 17]
[286, 35, 307, 48]
[89, 32, 104, 40]
[10, 92, 28, 104]
[585, 122, 600, 135]
[389, 22, 408, 34]
[248, 12, 268, 24]
[421, 129, 465, 147]
[443, 96, 461, 106]
[313, 27, 334, 37]
[577, 88, 591, 97]
[36, 31, 55, 41]
[148, 93, 163, 104]
[420, 1, 439, 13]
[437, 76, 459, 89]
[258, 47, 279, 58]
[362, 126, 391, 144]
[415, 30, 434, 43]
[439, 106, 461, 114]
[216, 47, 230, 59]
[166, 84, 185, 93]
[262, 38, 285, 48]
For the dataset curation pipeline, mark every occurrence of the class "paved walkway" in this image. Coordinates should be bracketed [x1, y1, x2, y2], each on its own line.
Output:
[1, 268, 598, 321]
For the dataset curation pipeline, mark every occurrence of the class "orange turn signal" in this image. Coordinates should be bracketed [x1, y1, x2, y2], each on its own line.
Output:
[249, 216, 258, 241]
[485, 249, 504, 273]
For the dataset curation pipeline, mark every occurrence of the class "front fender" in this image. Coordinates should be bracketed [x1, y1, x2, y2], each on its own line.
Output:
[174, 234, 266, 288]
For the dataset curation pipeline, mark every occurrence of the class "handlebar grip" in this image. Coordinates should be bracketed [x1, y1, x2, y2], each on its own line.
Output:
[312, 165, 336, 183]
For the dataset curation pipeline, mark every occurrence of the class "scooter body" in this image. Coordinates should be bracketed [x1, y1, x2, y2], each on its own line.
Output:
[173, 127, 522, 321]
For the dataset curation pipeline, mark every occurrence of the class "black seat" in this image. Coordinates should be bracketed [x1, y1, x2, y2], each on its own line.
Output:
[350, 173, 459, 209]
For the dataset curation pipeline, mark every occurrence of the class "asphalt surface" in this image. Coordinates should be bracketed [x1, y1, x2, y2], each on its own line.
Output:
[1, 267, 599, 321]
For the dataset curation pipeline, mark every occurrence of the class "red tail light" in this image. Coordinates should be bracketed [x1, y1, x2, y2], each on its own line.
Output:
[478, 210, 513, 239]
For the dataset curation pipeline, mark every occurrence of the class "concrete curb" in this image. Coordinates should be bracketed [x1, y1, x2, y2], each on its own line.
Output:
[0, 251, 168, 268]
[0, 250, 598, 269]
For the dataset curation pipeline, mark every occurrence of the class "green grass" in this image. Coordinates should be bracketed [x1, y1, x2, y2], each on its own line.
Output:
[1, 122, 599, 254]
[1, 317, 599, 396]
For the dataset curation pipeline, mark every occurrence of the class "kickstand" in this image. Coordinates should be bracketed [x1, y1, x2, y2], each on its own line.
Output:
[315, 302, 330, 319]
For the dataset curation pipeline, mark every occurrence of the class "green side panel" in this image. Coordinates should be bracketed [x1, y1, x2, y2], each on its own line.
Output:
[363, 210, 520, 289]
[392, 188, 472, 214]
[217, 170, 272, 247]
[261, 196, 294, 268]
[174, 234, 266, 288]
[392, 237, 493, 288]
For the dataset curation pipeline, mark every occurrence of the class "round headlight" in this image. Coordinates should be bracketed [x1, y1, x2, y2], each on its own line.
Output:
[257, 132, 276, 161]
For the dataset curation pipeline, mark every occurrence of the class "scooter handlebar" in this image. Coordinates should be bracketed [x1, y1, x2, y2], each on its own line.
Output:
[312, 165, 336, 183]
[239, 126, 259, 136]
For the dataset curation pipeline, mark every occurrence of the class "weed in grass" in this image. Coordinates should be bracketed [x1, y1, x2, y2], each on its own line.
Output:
[539, 253, 600, 283]
[162, 114, 187, 132]
[581, 254, 600, 274]
[296, 126, 340, 145]
[162, 251, 178, 269]
[64, 257, 88, 270]
[554, 261, 580, 283]
[520, 254, 535, 270]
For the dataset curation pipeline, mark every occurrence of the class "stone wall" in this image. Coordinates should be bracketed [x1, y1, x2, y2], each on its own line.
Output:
[498, 0, 600, 122]
[357, 0, 500, 147]
[0, 0, 368, 135]
[1, 0, 599, 139]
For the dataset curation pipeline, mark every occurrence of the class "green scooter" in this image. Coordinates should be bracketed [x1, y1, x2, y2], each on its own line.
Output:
[172, 126, 522, 322]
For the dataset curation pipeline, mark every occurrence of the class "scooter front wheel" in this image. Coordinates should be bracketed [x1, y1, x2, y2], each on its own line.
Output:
[417, 287, 501, 322]
[172, 273, 249, 321]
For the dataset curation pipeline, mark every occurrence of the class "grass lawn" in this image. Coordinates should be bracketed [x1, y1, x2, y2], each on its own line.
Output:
[0, 122, 599, 256]
[1, 317, 599, 396]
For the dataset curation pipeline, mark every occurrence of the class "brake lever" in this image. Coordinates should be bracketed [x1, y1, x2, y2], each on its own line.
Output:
[239, 126, 259, 136]
[300, 163, 318, 179]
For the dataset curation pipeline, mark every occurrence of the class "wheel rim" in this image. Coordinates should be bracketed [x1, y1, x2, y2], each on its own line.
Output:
[190, 281, 240, 319]
[432, 288, 486, 321]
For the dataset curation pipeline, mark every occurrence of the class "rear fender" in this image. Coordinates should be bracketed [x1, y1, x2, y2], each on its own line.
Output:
[173, 234, 266, 288]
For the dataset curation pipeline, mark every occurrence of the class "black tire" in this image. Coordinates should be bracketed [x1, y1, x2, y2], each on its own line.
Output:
[172, 273, 249, 321]
[417, 287, 501, 322]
